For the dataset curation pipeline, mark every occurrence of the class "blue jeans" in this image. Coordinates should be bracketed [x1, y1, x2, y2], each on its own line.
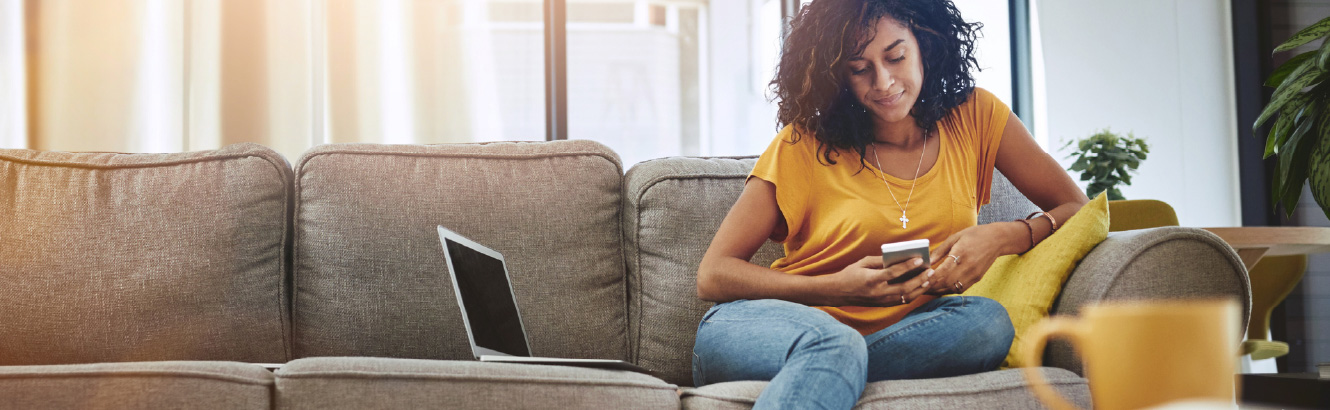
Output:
[692, 297, 1014, 410]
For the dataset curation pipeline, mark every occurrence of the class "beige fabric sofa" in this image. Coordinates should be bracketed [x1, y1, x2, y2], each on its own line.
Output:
[0, 140, 1250, 409]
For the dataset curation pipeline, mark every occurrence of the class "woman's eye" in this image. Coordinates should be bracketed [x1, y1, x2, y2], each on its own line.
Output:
[888, 55, 906, 63]
[851, 67, 868, 75]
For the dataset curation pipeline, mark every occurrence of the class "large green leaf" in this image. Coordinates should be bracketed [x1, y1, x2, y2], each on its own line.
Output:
[1309, 119, 1330, 220]
[1256, 64, 1322, 129]
[1270, 51, 1317, 87]
[1320, 36, 1330, 70]
[1265, 111, 1294, 158]
[1275, 16, 1330, 53]
[1276, 115, 1319, 217]
[1278, 108, 1316, 188]
[1272, 92, 1316, 155]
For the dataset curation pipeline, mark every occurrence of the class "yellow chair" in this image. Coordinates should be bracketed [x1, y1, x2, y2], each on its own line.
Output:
[1241, 255, 1308, 360]
[1106, 199, 1307, 360]
[1107, 199, 1179, 231]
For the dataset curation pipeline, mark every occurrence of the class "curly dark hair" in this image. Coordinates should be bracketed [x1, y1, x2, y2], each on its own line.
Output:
[771, 0, 982, 169]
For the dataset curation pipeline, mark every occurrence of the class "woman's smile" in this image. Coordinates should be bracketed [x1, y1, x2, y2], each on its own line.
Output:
[873, 90, 906, 107]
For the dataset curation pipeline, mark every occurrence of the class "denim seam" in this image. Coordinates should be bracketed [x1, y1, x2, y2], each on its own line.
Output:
[866, 296, 969, 351]
[692, 352, 705, 383]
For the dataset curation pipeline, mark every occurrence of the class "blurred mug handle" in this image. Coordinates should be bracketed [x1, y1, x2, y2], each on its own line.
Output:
[1020, 317, 1087, 410]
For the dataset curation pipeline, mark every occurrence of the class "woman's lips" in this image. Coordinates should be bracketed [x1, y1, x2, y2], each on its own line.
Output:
[874, 90, 905, 106]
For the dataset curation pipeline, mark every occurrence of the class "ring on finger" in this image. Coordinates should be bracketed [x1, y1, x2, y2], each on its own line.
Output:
[953, 281, 964, 291]
[901, 294, 907, 304]
[948, 254, 960, 265]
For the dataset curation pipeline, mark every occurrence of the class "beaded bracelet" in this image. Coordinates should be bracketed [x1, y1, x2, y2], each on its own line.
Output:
[1015, 218, 1035, 254]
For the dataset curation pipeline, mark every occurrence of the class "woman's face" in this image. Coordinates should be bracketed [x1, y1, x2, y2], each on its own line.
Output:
[846, 16, 924, 127]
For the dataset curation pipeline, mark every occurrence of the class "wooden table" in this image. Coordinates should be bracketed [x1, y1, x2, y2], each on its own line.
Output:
[1200, 227, 1330, 271]
[1239, 372, 1330, 408]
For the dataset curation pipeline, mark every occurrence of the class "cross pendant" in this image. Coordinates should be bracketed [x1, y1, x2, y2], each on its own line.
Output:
[900, 214, 910, 229]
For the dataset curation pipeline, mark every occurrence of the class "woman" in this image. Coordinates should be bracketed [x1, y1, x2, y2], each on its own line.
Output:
[692, 0, 1089, 408]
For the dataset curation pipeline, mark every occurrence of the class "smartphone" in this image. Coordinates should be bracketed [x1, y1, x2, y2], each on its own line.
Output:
[882, 239, 930, 285]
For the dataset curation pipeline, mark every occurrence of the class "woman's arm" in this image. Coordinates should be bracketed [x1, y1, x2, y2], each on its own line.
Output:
[990, 112, 1090, 254]
[696, 177, 931, 306]
[924, 113, 1089, 295]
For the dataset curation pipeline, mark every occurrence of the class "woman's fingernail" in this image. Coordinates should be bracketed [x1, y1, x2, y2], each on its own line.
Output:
[914, 259, 923, 266]
[926, 269, 935, 278]
[920, 281, 930, 289]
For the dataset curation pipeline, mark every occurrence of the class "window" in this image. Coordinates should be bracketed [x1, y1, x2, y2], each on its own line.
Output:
[7, 0, 1029, 162]
[565, 0, 780, 167]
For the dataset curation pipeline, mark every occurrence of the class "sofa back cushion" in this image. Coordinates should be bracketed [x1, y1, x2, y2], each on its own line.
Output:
[0, 143, 292, 365]
[622, 157, 785, 386]
[977, 170, 1040, 224]
[293, 140, 628, 361]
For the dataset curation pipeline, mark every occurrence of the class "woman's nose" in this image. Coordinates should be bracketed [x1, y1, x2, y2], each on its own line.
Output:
[875, 68, 895, 91]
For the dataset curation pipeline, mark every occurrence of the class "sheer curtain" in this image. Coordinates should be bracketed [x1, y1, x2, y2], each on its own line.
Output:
[0, 1, 20, 149]
[9, 0, 543, 159]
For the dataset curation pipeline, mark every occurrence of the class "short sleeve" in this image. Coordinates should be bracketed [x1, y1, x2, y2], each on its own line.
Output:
[749, 126, 813, 243]
[970, 88, 1011, 208]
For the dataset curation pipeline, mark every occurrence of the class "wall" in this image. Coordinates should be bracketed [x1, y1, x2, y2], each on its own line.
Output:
[1036, 0, 1241, 227]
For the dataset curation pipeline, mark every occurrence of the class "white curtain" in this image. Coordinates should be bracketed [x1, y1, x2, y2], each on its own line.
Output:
[10, 0, 541, 160]
[0, 0, 23, 149]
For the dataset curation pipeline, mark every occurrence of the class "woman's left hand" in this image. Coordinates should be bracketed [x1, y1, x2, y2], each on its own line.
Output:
[924, 222, 1022, 296]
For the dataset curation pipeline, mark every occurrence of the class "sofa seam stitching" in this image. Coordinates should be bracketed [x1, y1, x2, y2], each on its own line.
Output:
[0, 151, 270, 170]
[276, 371, 675, 390]
[0, 371, 275, 386]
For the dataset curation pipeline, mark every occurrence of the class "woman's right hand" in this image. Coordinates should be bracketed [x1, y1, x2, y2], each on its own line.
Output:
[827, 256, 933, 307]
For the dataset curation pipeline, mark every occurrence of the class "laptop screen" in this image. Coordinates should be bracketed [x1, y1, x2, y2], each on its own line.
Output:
[443, 236, 531, 357]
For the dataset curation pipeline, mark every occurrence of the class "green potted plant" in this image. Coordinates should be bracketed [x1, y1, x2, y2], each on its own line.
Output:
[1061, 128, 1149, 201]
[1255, 15, 1330, 219]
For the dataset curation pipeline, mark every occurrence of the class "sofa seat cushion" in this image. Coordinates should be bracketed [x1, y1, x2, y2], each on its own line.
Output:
[274, 357, 679, 409]
[679, 368, 1089, 409]
[0, 143, 292, 364]
[0, 361, 275, 410]
[293, 141, 628, 361]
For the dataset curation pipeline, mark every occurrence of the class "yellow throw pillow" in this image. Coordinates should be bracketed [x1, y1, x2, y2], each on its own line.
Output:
[962, 192, 1110, 368]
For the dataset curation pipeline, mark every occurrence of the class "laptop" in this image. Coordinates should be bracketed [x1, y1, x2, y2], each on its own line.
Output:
[436, 226, 652, 375]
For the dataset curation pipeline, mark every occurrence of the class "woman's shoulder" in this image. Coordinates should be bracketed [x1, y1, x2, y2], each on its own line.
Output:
[941, 87, 1009, 128]
[765, 124, 820, 155]
[951, 87, 1002, 113]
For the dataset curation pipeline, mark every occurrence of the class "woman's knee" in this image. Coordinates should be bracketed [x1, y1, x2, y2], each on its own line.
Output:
[960, 297, 1015, 363]
[794, 323, 869, 374]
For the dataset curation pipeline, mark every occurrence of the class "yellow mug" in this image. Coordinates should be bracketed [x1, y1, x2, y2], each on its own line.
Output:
[1020, 299, 1242, 410]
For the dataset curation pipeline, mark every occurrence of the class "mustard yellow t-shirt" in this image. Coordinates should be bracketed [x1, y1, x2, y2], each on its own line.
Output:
[749, 87, 1010, 335]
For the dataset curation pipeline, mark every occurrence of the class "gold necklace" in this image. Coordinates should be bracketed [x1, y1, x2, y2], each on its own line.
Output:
[870, 132, 928, 230]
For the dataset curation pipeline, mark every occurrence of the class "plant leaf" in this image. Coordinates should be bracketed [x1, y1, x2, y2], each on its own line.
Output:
[1308, 118, 1330, 219]
[1256, 64, 1321, 129]
[1268, 51, 1317, 87]
[1279, 111, 1313, 174]
[1266, 112, 1294, 158]
[1320, 36, 1330, 70]
[1276, 114, 1317, 216]
[1275, 16, 1330, 53]
[1070, 156, 1088, 172]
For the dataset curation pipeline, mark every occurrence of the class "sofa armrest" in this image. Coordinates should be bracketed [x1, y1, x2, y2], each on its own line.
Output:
[1044, 226, 1252, 375]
